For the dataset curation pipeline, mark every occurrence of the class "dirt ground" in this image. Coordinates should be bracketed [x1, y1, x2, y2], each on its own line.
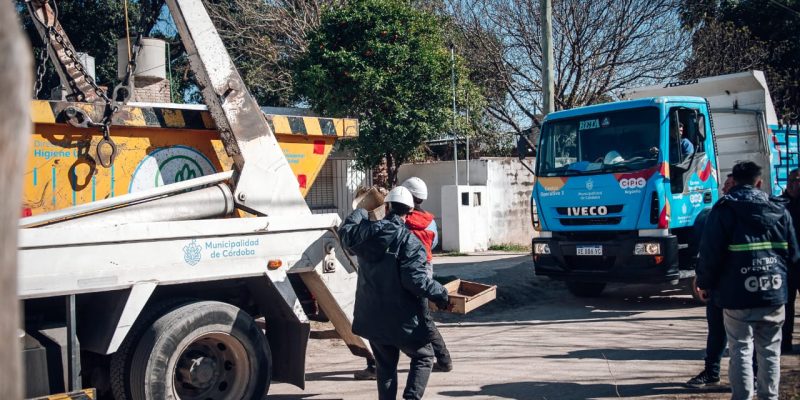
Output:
[269, 253, 800, 400]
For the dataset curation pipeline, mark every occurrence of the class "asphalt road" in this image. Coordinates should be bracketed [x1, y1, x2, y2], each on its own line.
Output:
[268, 253, 799, 400]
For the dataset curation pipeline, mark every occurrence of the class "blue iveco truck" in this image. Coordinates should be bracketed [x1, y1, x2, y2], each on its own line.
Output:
[523, 71, 799, 297]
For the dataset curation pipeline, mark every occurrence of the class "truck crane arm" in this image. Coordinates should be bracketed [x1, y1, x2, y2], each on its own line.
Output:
[166, 0, 311, 218]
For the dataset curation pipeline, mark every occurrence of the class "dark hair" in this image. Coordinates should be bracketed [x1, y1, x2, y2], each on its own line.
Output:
[731, 161, 762, 186]
[388, 202, 412, 217]
[790, 168, 799, 176]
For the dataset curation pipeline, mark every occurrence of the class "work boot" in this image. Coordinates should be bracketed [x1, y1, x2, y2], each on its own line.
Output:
[353, 366, 376, 380]
[685, 370, 720, 388]
[432, 360, 453, 373]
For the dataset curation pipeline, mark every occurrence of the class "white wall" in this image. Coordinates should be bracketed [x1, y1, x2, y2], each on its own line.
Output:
[442, 185, 489, 252]
[397, 160, 487, 247]
[483, 157, 535, 246]
[398, 158, 535, 249]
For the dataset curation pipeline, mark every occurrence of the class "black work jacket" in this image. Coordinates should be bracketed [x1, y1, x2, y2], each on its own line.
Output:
[339, 209, 449, 345]
[697, 185, 800, 309]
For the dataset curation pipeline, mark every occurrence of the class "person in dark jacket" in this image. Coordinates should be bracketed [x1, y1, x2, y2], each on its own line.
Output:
[780, 168, 800, 353]
[696, 161, 800, 400]
[686, 174, 735, 388]
[402, 176, 452, 373]
[339, 186, 450, 400]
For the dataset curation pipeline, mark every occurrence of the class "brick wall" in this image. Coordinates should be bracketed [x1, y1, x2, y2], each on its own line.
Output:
[133, 78, 170, 103]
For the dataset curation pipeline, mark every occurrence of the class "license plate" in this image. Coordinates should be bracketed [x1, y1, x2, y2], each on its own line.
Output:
[576, 245, 603, 256]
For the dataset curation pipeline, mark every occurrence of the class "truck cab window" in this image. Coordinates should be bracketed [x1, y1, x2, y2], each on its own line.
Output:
[537, 107, 660, 177]
[669, 107, 708, 193]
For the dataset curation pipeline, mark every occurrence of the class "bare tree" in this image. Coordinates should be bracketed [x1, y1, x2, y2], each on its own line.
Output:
[449, 0, 689, 133]
[203, 0, 344, 106]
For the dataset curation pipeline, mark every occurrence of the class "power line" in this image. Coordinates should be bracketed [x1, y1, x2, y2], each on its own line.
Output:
[768, 0, 800, 18]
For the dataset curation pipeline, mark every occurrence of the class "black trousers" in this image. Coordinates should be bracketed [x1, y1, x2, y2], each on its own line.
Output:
[370, 341, 434, 400]
[705, 301, 727, 377]
[425, 308, 451, 365]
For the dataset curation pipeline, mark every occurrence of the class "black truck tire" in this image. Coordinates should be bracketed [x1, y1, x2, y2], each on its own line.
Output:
[566, 281, 607, 297]
[115, 301, 271, 400]
[111, 298, 195, 400]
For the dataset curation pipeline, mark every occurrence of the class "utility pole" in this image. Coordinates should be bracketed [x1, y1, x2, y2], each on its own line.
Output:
[541, 0, 555, 115]
[0, 0, 32, 397]
[450, 44, 459, 185]
[465, 104, 470, 185]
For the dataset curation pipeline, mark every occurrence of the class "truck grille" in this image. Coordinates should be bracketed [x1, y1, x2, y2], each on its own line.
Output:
[554, 231, 636, 241]
[559, 217, 622, 226]
[564, 256, 616, 270]
[555, 205, 624, 215]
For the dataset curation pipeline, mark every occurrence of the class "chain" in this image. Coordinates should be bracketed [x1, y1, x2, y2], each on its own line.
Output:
[30, 0, 135, 167]
[48, 25, 111, 103]
[112, 33, 143, 104]
[32, 45, 49, 98]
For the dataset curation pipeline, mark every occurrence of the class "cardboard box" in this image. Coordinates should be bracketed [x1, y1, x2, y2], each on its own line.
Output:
[430, 279, 497, 314]
[352, 186, 386, 221]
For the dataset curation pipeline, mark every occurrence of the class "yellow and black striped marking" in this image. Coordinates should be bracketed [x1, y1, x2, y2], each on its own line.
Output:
[32, 100, 358, 138]
[31, 388, 95, 400]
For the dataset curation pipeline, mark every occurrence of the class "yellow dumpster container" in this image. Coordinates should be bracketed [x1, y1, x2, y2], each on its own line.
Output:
[23, 100, 358, 216]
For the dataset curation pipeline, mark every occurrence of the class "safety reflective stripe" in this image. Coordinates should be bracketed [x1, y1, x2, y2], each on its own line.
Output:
[727, 242, 789, 251]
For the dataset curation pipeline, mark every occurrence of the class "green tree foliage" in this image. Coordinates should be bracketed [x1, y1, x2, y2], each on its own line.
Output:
[294, 0, 483, 185]
[20, 0, 163, 98]
[681, 0, 800, 122]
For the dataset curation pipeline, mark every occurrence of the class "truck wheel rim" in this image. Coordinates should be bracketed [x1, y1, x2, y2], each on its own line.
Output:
[173, 332, 251, 400]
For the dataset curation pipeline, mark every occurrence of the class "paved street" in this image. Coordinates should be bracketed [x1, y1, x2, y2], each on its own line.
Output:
[269, 253, 799, 400]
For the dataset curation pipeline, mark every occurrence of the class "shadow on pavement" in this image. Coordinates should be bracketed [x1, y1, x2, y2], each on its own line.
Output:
[305, 369, 410, 382]
[543, 348, 703, 361]
[268, 395, 342, 400]
[433, 255, 702, 325]
[439, 380, 729, 399]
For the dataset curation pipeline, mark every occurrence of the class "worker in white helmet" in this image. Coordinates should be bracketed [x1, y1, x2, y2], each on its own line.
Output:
[401, 177, 452, 373]
[339, 186, 450, 400]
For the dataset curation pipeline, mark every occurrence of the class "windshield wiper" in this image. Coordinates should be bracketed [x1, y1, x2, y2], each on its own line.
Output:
[542, 169, 582, 177]
[600, 164, 633, 173]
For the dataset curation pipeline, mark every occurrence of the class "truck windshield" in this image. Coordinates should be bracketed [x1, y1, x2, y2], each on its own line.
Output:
[536, 107, 660, 177]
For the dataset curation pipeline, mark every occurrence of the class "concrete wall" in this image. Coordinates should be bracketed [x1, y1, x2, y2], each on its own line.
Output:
[397, 158, 535, 248]
[483, 157, 535, 246]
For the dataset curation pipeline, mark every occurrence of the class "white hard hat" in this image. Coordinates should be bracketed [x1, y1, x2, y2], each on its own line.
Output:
[385, 186, 415, 209]
[401, 177, 428, 200]
[603, 150, 624, 165]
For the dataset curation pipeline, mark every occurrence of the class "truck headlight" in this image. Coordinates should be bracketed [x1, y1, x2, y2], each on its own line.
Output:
[634, 242, 661, 255]
[534, 243, 551, 255]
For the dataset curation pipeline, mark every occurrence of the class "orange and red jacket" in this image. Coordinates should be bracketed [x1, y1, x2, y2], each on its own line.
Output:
[405, 209, 437, 262]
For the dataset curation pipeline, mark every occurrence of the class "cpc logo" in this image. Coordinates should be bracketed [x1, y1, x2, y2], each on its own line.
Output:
[689, 193, 703, 206]
[619, 177, 646, 189]
[744, 274, 783, 293]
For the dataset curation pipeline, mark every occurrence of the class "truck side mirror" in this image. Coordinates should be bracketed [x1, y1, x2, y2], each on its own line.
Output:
[697, 114, 707, 141]
[517, 134, 535, 160]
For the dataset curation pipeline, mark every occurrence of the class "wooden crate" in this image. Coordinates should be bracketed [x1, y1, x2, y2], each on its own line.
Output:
[430, 279, 496, 314]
